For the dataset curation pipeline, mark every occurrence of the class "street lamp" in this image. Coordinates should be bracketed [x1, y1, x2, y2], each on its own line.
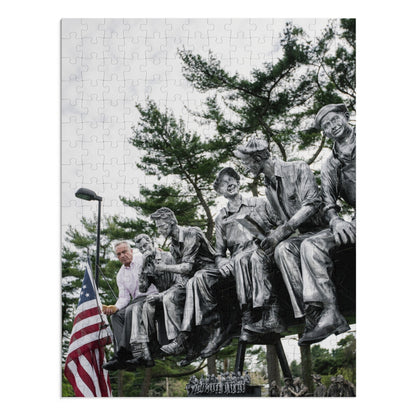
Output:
[75, 187, 103, 287]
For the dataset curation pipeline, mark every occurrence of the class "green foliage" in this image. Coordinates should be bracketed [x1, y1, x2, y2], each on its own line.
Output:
[289, 333, 356, 386]
[120, 184, 205, 231]
[179, 19, 356, 164]
[129, 99, 237, 238]
[290, 359, 302, 378]
[105, 357, 206, 397]
[62, 371, 75, 397]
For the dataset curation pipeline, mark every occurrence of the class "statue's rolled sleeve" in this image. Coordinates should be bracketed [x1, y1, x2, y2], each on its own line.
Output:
[321, 156, 341, 215]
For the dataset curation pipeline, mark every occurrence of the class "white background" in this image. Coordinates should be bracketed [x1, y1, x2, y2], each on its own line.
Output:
[1, 0, 415, 414]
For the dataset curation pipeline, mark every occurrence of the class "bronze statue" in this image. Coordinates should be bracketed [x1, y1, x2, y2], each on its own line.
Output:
[298, 103, 355, 345]
[151, 207, 238, 365]
[269, 380, 280, 397]
[280, 377, 294, 397]
[235, 135, 350, 346]
[213, 167, 285, 341]
[335, 374, 356, 397]
[312, 374, 327, 397]
[289, 377, 308, 397]
[327, 376, 340, 397]
[187, 372, 250, 396]
[126, 234, 184, 367]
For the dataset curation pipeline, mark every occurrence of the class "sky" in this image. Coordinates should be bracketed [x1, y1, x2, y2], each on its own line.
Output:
[61, 18, 332, 235]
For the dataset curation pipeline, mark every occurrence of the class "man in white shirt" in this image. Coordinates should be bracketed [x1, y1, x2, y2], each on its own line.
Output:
[102, 241, 157, 371]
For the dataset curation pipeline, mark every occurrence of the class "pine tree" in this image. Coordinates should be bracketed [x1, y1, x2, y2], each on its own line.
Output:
[178, 19, 356, 165]
[127, 99, 234, 239]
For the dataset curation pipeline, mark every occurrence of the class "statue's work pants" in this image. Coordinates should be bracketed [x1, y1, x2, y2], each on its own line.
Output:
[274, 229, 340, 318]
[233, 248, 277, 309]
[130, 286, 187, 344]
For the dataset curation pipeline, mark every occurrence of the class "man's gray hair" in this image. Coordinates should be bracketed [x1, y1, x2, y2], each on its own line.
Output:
[114, 240, 132, 251]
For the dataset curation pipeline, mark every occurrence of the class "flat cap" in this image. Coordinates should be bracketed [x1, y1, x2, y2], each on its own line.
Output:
[234, 137, 268, 159]
[213, 167, 240, 192]
[315, 103, 349, 129]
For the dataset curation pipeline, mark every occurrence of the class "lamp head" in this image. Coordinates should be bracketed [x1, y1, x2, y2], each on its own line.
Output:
[75, 187, 102, 202]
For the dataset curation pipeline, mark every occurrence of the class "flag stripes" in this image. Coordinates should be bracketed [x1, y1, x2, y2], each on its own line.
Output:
[64, 263, 113, 397]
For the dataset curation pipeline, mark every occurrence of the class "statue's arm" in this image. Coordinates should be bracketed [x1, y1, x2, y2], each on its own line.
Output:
[286, 161, 322, 230]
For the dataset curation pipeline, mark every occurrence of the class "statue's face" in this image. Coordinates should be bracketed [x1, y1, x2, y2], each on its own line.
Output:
[155, 219, 174, 238]
[136, 238, 152, 254]
[239, 154, 265, 177]
[321, 112, 349, 140]
[218, 173, 240, 198]
[115, 243, 133, 267]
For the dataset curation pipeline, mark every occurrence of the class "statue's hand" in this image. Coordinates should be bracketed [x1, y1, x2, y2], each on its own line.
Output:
[330, 218, 356, 246]
[219, 262, 233, 278]
[147, 293, 161, 305]
[260, 237, 279, 257]
[261, 223, 294, 256]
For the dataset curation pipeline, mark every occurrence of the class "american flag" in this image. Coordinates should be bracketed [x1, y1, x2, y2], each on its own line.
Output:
[64, 261, 113, 397]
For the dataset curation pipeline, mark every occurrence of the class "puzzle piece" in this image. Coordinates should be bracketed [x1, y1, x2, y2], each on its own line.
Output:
[61, 18, 324, 231]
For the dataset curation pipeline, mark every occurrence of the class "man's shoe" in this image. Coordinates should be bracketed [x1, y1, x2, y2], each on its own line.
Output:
[297, 303, 323, 345]
[200, 326, 232, 358]
[244, 319, 286, 334]
[299, 305, 350, 346]
[160, 339, 186, 355]
[125, 342, 154, 367]
[125, 356, 145, 367]
[244, 304, 286, 334]
[102, 358, 124, 371]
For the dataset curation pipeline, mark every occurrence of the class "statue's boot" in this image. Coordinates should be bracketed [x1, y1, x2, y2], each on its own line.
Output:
[200, 325, 230, 358]
[298, 303, 350, 346]
[240, 308, 255, 341]
[297, 303, 322, 345]
[125, 342, 154, 367]
[160, 332, 188, 356]
[244, 304, 286, 334]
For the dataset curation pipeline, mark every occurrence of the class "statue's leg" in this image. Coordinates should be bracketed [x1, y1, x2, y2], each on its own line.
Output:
[299, 231, 350, 345]
[274, 236, 309, 319]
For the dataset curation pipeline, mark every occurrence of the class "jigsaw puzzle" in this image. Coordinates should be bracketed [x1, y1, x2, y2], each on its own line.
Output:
[61, 18, 334, 230]
[62, 18, 356, 397]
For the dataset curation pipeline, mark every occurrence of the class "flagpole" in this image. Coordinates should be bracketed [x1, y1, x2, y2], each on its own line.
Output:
[96, 198, 101, 288]
[75, 187, 103, 288]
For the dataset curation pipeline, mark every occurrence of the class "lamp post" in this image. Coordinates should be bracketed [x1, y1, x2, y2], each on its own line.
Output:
[75, 187, 103, 287]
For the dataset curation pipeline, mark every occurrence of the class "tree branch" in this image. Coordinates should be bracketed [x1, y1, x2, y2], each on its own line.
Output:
[307, 134, 326, 165]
